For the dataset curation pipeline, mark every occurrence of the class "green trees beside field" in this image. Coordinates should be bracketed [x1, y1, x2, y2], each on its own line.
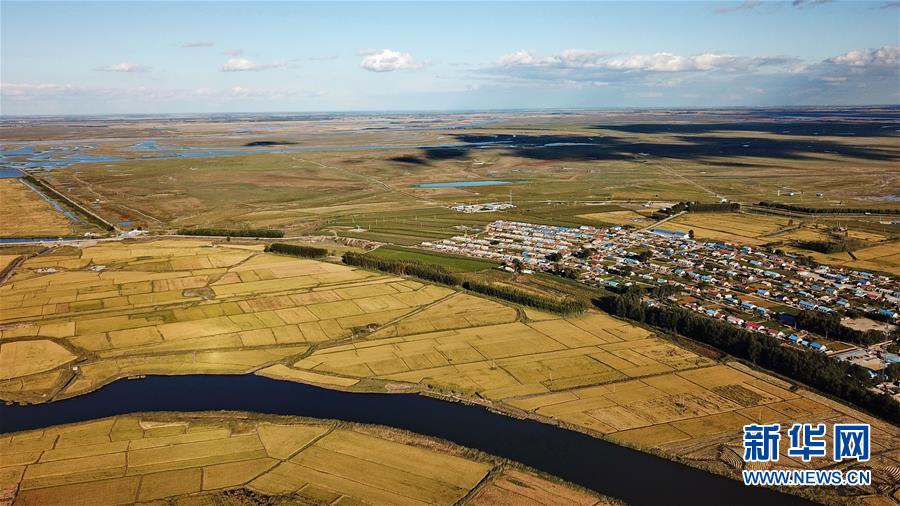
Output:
[462, 280, 587, 315]
[795, 310, 887, 346]
[342, 252, 462, 286]
[265, 243, 328, 258]
[178, 228, 284, 238]
[341, 252, 586, 315]
[759, 201, 899, 216]
[593, 293, 900, 423]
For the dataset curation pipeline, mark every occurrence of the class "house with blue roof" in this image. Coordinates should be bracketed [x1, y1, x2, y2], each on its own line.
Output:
[799, 300, 817, 310]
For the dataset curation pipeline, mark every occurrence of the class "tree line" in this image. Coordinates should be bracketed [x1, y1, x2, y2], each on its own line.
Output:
[758, 201, 900, 216]
[342, 252, 586, 314]
[265, 243, 328, 259]
[795, 310, 888, 346]
[341, 252, 461, 286]
[651, 201, 740, 219]
[462, 280, 587, 315]
[593, 293, 900, 423]
[792, 239, 867, 254]
[177, 228, 284, 238]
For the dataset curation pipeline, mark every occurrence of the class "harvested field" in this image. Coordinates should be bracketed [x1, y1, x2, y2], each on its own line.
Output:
[469, 468, 606, 506]
[1, 413, 610, 505]
[665, 212, 797, 245]
[292, 310, 711, 401]
[0, 179, 74, 238]
[785, 240, 900, 276]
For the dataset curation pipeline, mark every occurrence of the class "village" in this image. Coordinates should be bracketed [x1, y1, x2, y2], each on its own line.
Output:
[422, 219, 900, 390]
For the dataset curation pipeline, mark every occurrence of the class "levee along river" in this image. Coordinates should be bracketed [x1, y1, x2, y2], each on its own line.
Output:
[0, 374, 811, 506]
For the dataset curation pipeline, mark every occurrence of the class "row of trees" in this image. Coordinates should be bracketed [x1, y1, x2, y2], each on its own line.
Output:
[792, 239, 867, 254]
[462, 280, 587, 315]
[795, 310, 889, 346]
[342, 252, 586, 314]
[177, 228, 284, 238]
[650, 201, 740, 219]
[593, 293, 900, 423]
[686, 202, 741, 212]
[265, 243, 328, 259]
[758, 201, 899, 216]
[341, 252, 461, 286]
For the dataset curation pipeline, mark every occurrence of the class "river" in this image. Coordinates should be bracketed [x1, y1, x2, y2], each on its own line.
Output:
[0, 374, 810, 506]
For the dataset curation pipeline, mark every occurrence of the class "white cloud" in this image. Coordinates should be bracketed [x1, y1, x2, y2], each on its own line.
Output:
[219, 57, 283, 72]
[1, 82, 81, 97]
[494, 49, 792, 74]
[180, 40, 214, 48]
[498, 50, 538, 66]
[825, 46, 899, 67]
[605, 53, 740, 72]
[94, 63, 150, 73]
[359, 49, 423, 72]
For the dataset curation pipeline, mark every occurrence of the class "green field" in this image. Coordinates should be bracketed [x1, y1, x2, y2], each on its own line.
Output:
[368, 245, 498, 272]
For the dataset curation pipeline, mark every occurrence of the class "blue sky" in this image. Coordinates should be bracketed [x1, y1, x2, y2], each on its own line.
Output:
[2, 1, 898, 114]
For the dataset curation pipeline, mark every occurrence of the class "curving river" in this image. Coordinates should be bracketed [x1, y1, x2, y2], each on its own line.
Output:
[0, 374, 811, 506]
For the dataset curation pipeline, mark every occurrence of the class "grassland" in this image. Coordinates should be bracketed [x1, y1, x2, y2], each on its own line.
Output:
[577, 209, 655, 228]
[36, 111, 898, 247]
[0, 413, 611, 505]
[0, 180, 76, 237]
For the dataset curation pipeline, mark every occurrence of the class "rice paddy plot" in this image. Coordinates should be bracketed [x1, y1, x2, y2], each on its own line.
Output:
[2, 413, 610, 505]
[0, 239, 455, 403]
[291, 308, 713, 401]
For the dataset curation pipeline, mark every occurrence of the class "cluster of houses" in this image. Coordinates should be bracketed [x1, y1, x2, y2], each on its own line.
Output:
[420, 219, 899, 365]
[422, 220, 604, 268]
[449, 202, 516, 213]
[682, 299, 828, 352]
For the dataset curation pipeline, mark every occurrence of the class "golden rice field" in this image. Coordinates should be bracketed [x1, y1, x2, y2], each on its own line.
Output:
[0, 180, 74, 238]
[0, 239, 455, 402]
[290, 306, 710, 400]
[0, 413, 611, 505]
